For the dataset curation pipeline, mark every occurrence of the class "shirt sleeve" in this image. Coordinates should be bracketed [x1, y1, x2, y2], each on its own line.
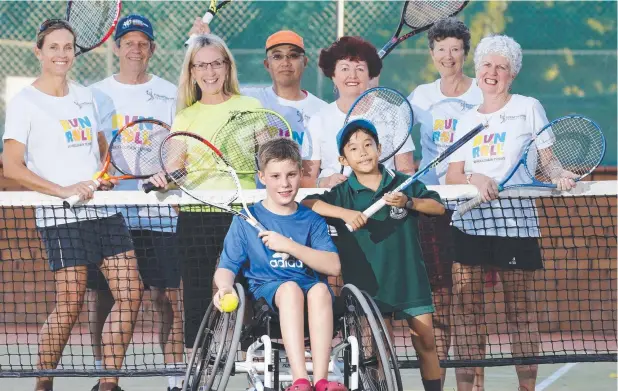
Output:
[2, 95, 29, 144]
[309, 215, 338, 253]
[218, 216, 249, 275]
[529, 98, 554, 149]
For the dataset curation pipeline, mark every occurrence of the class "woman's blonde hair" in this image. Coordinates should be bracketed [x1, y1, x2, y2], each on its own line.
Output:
[176, 34, 240, 113]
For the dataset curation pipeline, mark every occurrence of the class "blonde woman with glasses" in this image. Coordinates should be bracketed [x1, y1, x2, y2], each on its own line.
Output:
[147, 34, 262, 351]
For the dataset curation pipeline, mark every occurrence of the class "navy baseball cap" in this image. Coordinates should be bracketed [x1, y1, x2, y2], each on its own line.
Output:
[336, 119, 379, 155]
[114, 14, 155, 41]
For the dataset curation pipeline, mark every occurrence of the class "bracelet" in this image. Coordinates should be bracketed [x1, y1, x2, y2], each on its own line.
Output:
[466, 173, 473, 184]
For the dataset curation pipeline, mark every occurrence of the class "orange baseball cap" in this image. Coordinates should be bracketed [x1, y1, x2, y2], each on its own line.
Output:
[265, 30, 305, 51]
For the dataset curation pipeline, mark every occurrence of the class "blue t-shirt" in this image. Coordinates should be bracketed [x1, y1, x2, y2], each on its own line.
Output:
[218, 202, 338, 294]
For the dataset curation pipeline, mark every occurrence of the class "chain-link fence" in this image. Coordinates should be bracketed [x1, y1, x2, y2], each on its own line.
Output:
[0, 0, 616, 164]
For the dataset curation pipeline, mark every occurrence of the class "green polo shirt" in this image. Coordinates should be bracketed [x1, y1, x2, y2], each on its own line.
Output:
[304, 165, 442, 317]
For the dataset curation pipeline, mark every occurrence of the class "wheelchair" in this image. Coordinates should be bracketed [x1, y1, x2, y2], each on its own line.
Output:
[182, 282, 403, 391]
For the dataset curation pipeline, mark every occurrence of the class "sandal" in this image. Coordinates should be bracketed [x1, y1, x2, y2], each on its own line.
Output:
[323, 382, 348, 391]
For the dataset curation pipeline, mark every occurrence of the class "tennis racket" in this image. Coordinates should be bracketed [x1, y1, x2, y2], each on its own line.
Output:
[340, 87, 414, 174]
[143, 109, 291, 192]
[185, 0, 232, 46]
[346, 122, 486, 231]
[63, 118, 170, 208]
[457, 114, 606, 215]
[153, 131, 292, 260]
[378, 0, 468, 59]
[66, 0, 121, 56]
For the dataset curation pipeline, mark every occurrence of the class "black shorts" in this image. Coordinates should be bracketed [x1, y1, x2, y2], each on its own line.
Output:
[87, 230, 181, 290]
[38, 214, 133, 272]
[418, 210, 455, 289]
[452, 227, 543, 271]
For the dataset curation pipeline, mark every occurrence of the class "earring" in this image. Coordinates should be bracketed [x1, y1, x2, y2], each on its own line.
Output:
[333, 85, 338, 94]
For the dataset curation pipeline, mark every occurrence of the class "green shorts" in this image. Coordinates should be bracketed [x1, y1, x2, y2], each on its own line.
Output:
[387, 304, 435, 321]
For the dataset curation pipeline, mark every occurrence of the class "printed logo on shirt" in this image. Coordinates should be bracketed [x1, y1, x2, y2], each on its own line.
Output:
[60, 116, 93, 147]
[389, 206, 408, 220]
[269, 252, 304, 269]
[472, 132, 506, 161]
[110, 114, 157, 146]
[74, 100, 93, 109]
[146, 89, 174, 102]
[500, 113, 526, 123]
[432, 118, 458, 147]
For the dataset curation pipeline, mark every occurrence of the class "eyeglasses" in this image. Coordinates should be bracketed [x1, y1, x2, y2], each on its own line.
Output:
[191, 59, 228, 71]
[267, 52, 305, 62]
[39, 19, 72, 33]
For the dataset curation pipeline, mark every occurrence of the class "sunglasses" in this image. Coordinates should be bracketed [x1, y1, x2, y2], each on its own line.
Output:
[38, 19, 73, 33]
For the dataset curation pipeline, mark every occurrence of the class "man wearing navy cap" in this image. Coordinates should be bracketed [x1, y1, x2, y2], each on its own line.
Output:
[88, 13, 183, 391]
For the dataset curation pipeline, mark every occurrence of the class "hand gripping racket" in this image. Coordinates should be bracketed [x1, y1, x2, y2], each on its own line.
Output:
[379, 0, 468, 59]
[457, 115, 606, 214]
[63, 118, 170, 208]
[340, 87, 414, 174]
[66, 0, 122, 56]
[346, 122, 486, 231]
[185, 0, 232, 46]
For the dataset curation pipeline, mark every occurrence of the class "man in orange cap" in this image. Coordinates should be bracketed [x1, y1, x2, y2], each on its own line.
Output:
[242, 30, 327, 161]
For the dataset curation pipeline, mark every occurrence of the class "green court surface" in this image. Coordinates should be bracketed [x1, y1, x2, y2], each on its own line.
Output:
[1, 362, 615, 391]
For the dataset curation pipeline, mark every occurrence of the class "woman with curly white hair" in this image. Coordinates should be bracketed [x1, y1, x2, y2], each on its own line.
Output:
[445, 34, 575, 391]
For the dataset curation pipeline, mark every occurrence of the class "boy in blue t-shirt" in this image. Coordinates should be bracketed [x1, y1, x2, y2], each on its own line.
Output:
[214, 138, 347, 391]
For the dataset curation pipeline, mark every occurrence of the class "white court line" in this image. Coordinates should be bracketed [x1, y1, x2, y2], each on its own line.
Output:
[537, 363, 578, 391]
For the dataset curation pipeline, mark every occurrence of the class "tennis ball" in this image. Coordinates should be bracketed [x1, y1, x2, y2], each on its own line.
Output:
[220, 293, 239, 312]
[93, 171, 111, 180]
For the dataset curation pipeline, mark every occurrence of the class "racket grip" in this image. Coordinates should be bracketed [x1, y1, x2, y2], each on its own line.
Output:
[457, 193, 484, 215]
[185, 11, 216, 46]
[142, 173, 175, 193]
[62, 180, 99, 208]
[345, 199, 387, 232]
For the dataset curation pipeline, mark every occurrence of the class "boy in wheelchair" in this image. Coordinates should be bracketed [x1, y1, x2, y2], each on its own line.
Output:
[213, 138, 348, 391]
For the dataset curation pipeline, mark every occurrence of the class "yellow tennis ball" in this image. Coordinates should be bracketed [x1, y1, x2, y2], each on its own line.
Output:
[220, 293, 239, 312]
[93, 171, 111, 180]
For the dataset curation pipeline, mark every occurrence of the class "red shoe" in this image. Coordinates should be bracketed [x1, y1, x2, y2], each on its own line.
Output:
[285, 383, 312, 391]
[321, 381, 349, 391]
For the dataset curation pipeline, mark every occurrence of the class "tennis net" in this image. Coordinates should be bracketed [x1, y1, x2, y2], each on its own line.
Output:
[0, 182, 615, 377]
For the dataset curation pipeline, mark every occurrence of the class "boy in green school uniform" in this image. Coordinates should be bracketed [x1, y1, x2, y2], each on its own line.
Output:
[302, 119, 445, 391]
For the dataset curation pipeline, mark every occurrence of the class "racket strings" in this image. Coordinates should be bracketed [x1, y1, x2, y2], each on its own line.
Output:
[404, 1, 466, 28]
[214, 111, 290, 172]
[69, 0, 118, 50]
[161, 135, 239, 204]
[533, 118, 604, 183]
[346, 90, 413, 161]
[110, 123, 169, 177]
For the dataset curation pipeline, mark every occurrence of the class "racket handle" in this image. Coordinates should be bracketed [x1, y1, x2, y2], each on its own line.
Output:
[185, 10, 216, 46]
[457, 193, 484, 215]
[142, 172, 177, 193]
[345, 199, 387, 232]
[62, 180, 99, 208]
[246, 218, 291, 262]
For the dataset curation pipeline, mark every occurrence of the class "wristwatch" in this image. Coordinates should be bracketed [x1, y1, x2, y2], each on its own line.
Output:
[405, 196, 414, 210]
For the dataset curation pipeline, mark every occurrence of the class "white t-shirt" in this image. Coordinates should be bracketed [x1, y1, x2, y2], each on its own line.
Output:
[3, 82, 109, 227]
[90, 75, 177, 232]
[305, 101, 415, 179]
[241, 86, 327, 160]
[450, 94, 554, 237]
[408, 79, 482, 185]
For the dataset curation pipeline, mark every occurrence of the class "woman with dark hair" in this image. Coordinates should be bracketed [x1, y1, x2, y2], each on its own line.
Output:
[406, 17, 482, 389]
[301, 36, 415, 188]
[2, 20, 143, 391]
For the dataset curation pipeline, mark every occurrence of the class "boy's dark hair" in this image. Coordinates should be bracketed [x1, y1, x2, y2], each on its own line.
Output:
[339, 127, 379, 156]
[427, 17, 471, 56]
[258, 138, 302, 169]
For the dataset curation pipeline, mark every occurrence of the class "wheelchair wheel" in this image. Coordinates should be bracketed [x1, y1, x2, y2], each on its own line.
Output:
[341, 284, 394, 391]
[362, 291, 403, 391]
[182, 283, 245, 391]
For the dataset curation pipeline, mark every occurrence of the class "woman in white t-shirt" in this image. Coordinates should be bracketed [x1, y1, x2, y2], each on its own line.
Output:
[445, 35, 576, 391]
[2, 21, 142, 391]
[407, 17, 482, 388]
[301, 36, 415, 188]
